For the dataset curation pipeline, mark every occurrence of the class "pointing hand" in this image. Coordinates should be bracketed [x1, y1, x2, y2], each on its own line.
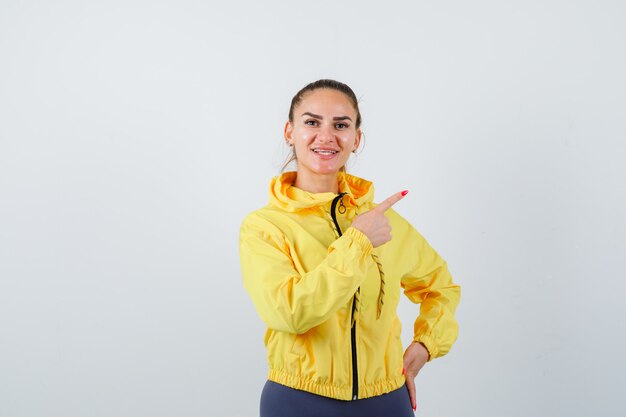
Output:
[351, 190, 408, 248]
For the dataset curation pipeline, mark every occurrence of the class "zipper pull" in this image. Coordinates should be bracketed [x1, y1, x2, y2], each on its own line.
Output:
[330, 192, 348, 237]
[338, 194, 347, 214]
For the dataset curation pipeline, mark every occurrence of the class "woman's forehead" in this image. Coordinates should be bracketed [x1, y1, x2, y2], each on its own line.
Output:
[296, 89, 356, 116]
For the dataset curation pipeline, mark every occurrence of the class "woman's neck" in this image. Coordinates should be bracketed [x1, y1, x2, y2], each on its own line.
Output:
[294, 171, 340, 194]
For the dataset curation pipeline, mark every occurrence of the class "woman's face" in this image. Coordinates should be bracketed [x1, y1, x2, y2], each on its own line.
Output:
[285, 88, 361, 178]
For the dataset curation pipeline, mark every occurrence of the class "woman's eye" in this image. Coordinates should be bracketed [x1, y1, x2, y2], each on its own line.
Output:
[305, 119, 318, 126]
[336, 123, 349, 129]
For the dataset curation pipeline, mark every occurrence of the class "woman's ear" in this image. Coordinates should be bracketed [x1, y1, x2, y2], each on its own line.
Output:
[353, 129, 362, 151]
[284, 121, 293, 146]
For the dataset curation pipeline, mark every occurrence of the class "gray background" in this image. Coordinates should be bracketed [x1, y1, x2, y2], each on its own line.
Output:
[1, 1, 625, 416]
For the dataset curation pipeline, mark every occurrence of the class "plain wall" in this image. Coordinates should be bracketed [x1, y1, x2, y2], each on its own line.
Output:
[1, 1, 625, 416]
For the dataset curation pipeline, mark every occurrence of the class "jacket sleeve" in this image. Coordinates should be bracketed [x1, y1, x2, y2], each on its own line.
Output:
[400, 225, 461, 361]
[239, 214, 373, 334]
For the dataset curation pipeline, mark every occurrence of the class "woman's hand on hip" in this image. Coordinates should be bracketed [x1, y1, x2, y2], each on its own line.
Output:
[351, 190, 407, 248]
[403, 341, 429, 411]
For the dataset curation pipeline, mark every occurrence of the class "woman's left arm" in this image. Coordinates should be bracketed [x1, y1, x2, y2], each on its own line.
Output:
[401, 234, 460, 361]
[396, 218, 461, 409]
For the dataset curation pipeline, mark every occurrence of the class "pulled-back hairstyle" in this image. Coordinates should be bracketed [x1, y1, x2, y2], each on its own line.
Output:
[288, 79, 362, 128]
[283, 79, 362, 171]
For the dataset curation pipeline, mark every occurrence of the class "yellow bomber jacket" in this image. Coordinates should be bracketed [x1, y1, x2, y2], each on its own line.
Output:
[239, 172, 460, 401]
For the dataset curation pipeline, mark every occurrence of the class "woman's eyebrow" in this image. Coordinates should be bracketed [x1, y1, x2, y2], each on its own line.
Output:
[301, 112, 353, 121]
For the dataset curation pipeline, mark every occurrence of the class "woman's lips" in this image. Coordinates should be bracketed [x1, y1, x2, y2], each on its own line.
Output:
[311, 148, 339, 160]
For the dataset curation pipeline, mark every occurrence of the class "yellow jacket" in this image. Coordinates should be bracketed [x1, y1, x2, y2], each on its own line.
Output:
[239, 172, 460, 400]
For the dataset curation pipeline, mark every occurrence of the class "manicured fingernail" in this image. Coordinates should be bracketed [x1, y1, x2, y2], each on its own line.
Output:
[401, 190, 409, 196]
[402, 367, 405, 375]
[413, 405, 417, 411]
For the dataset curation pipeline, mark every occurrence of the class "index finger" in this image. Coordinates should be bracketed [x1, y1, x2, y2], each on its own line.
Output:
[375, 190, 408, 212]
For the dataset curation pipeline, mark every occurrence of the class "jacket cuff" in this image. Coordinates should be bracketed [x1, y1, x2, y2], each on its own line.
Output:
[413, 334, 437, 362]
[343, 227, 373, 257]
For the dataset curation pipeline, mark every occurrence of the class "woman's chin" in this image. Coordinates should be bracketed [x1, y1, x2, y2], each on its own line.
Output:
[298, 158, 348, 177]
[313, 166, 342, 176]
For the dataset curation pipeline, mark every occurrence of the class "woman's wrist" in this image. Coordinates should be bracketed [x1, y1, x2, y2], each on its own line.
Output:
[413, 341, 431, 361]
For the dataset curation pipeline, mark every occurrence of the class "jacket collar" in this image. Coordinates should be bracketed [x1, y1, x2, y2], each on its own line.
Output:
[269, 171, 374, 212]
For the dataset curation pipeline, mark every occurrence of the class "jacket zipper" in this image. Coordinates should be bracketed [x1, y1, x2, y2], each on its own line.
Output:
[349, 294, 358, 400]
[330, 193, 359, 400]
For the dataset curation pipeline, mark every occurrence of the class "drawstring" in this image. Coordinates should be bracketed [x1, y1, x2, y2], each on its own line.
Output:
[371, 254, 385, 319]
[328, 193, 385, 323]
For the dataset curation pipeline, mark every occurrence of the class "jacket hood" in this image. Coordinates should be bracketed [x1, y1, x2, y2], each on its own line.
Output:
[269, 171, 375, 212]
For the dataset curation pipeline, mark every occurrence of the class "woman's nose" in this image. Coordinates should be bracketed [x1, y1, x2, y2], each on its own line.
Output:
[317, 124, 336, 142]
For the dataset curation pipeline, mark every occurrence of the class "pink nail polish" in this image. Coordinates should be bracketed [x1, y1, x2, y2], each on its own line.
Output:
[413, 405, 417, 411]
[401, 190, 409, 196]
[402, 367, 405, 375]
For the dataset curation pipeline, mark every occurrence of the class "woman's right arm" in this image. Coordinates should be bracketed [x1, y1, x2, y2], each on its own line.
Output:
[239, 214, 373, 334]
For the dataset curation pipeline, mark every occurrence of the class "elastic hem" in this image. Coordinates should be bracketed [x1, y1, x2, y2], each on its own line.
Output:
[343, 227, 373, 256]
[268, 370, 406, 401]
[359, 374, 406, 399]
[268, 369, 352, 401]
[413, 334, 438, 361]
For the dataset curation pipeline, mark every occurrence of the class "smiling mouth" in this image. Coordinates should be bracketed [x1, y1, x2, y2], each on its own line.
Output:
[312, 148, 339, 155]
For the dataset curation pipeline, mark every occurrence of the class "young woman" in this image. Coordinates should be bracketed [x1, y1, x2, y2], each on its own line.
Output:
[239, 79, 460, 417]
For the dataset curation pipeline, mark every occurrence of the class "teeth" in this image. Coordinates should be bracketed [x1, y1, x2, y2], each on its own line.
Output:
[313, 149, 338, 155]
